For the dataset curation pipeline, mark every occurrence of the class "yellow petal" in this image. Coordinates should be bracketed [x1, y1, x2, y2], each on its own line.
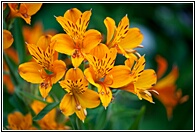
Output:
[3, 30, 14, 49]
[89, 43, 108, 59]
[125, 57, 135, 69]
[75, 108, 86, 121]
[52, 34, 75, 55]
[60, 94, 76, 116]
[64, 8, 82, 23]
[119, 28, 144, 50]
[36, 35, 52, 51]
[65, 68, 83, 81]
[18, 62, 44, 83]
[135, 69, 157, 90]
[104, 17, 116, 44]
[24, 3, 42, 15]
[84, 67, 99, 87]
[155, 55, 168, 79]
[51, 60, 66, 83]
[154, 66, 178, 89]
[76, 89, 100, 108]
[39, 85, 52, 99]
[109, 65, 132, 88]
[98, 85, 112, 108]
[82, 29, 102, 53]
[71, 55, 84, 68]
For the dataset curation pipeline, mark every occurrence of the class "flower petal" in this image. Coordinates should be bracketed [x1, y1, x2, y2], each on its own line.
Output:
[75, 108, 86, 121]
[104, 17, 116, 44]
[119, 28, 144, 50]
[64, 8, 82, 23]
[25, 3, 42, 15]
[109, 65, 132, 88]
[82, 29, 102, 53]
[65, 68, 83, 81]
[71, 55, 84, 68]
[3, 30, 14, 49]
[36, 35, 52, 51]
[52, 34, 75, 55]
[60, 94, 76, 117]
[89, 43, 108, 59]
[98, 85, 112, 108]
[84, 67, 99, 87]
[39, 85, 52, 99]
[18, 62, 44, 83]
[135, 69, 157, 90]
[155, 55, 168, 79]
[51, 60, 66, 83]
[76, 89, 100, 108]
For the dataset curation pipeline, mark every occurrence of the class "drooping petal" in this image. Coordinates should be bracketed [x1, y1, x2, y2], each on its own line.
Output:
[3, 30, 14, 49]
[51, 60, 66, 83]
[109, 65, 132, 88]
[64, 8, 82, 23]
[76, 89, 100, 108]
[75, 108, 86, 122]
[71, 55, 84, 68]
[155, 55, 168, 79]
[104, 17, 116, 44]
[18, 62, 44, 83]
[39, 85, 52, 99]
[119, 28, 144, 50]
[134, 69, 157, 90]
[82, 29, 102, 53]
[52, 34, 75, 55]
[60, 94, 76, 117]
[97, 84, 112, 108]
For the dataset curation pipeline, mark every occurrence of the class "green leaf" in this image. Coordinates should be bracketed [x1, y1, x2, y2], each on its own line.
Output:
[94, 106, 108, 130]
[129, 106, 146, 130]
[12, 18, 26, 64]
[33, 102, 59, 121]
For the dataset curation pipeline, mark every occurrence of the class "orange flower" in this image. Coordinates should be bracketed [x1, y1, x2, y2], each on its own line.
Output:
[3, 30, 14, 49]
[104, 15, 144, 58]
[7, 3, 42, 24]
[84, 44, 118, 108]
[7, 112, 36, 130]
[109, 55, 158, 103]
[52, 8, 102, 68]
[59, 68, 100, 121]
[152, 55, 189, 119]
[18, 35, 66, 99]
[31, 97, 70, 130]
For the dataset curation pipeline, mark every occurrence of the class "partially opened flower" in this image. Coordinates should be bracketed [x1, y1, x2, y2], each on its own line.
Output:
[104, 15, 144, 58]
[7, 3, 42, 24]
[84, 44, 119, 108]
[152, 55, 189, 119]
[52, 8, 102, 68]
[59, 68, 100, 121]
[7, 111, 36, 130]
[31, 97, 70, 130]
[109, 55, 158, 103]
[18, 35, 66, 99]
[3, 30, 14, 49]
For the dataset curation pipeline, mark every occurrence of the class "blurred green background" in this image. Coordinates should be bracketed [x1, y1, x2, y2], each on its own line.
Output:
[3, 2, 193, 130]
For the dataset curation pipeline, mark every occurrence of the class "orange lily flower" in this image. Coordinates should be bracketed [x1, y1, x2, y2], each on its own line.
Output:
[7, 3, 42, 24]
[109, 55, 158, 103]
[84, 44, 118, 108]
[18, 35, 66, 99]
[104, 15, 144, 58]
[31, 97, 71, 130]
[59, 68, 100, 122]
[52, 8, 102, 68]
[7, 111, 36, 130]
[152, 55, 189, 119]
[3, 30, 14, 49]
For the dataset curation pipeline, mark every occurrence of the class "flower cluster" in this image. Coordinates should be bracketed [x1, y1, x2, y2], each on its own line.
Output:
[17, 7, 158, 121]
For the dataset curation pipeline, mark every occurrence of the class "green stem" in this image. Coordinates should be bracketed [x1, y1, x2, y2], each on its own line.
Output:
[76, 116, 83, 130]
